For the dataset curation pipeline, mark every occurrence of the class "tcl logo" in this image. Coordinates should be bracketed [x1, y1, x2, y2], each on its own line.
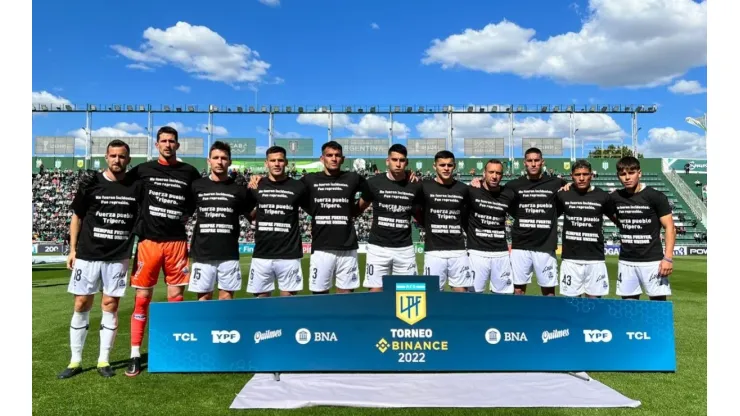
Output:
[211, 330, 241, 344]
[583, 329, 612, 343]
[173, 333, 198, 342]
[626, 331, 651, 340]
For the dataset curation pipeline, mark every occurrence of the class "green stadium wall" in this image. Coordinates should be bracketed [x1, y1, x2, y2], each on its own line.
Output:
[32, 156, 665, 174]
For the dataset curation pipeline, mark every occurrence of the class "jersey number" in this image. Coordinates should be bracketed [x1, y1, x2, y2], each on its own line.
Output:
[311, 268, 318, 280]
[194, 269, 201, 281]
[366, 264, 374, 276]
[563, 275, 572, 286]
[424, 267, 431, 275]
[74, 269, 82, 281]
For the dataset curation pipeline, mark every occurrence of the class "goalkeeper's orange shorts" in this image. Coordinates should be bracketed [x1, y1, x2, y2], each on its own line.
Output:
[131, 239, 189, 289]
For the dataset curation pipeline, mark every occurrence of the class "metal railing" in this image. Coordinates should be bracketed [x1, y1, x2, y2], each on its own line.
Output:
[663, 170, 707, 227]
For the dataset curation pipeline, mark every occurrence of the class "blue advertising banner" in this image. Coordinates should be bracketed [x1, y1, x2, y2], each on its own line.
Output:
[148, 275, 676, 373]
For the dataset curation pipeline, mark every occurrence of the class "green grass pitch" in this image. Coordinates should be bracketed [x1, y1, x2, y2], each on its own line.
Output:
[32, 254, 707, 415]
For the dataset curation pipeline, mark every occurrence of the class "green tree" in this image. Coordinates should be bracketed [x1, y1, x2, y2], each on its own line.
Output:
[588, 145, 644, 159]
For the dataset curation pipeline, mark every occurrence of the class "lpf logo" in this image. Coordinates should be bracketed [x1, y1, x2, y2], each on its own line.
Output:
[211, 330, 241, 344]
[583, 329, 612, 343]
[395, 282, 427, 325]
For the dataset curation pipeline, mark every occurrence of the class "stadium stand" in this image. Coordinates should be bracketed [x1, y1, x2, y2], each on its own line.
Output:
[31, 158, 707, 248]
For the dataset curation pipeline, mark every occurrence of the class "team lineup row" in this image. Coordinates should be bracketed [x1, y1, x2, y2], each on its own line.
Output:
[57, 126, 675, 379]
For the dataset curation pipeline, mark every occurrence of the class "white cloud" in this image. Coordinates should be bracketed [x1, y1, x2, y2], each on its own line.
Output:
[112, 21, 272, 85]
[258, 0, 280, 6]
[197, 124, 229, 136]
[126, 63, 154, 71]
[174, 85, 191, 93]
[158, 121, 193, 134]
[668, 79, 706, 95]
[32, 91, 71, 107]
[639, 127, 706, 158]
[113, 122, 145, 132]
[296, 113, 351, 128]
[296, 113, 409, 139]
[67, 125, 149, 154]
[421, 0, 707, 88]
[371, 22, 380, 30]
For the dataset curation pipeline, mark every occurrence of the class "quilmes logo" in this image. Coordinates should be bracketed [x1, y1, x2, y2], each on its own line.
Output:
[211, 330, 241, 344]
[542, 329, 570, 344]
[583, 329, 612, 343]
[395, 282, 427, 325]
[254, 329, 282, 344]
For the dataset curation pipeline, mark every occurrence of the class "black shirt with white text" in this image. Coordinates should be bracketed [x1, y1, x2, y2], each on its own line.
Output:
[557, 187, 614, 261]
[128, 160, 201, 242]
[420, 179, 469, 252]
[610, 186, 672, 262]
[252, 177, 309, 260]
[301, 171, 365, 252]
[506, 175, 567, 252]
[466, 186, 515, 252]
[359, 174, 423, 248]
[189, 177, 255, 262]
[71, 173, 142, 261]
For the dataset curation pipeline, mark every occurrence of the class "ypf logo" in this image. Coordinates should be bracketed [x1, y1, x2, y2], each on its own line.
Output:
[583, 329, 612, 343]
[211, 330, 241, 344]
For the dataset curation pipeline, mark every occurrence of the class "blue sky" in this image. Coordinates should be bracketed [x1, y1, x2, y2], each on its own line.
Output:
[32, 0, 707, 159]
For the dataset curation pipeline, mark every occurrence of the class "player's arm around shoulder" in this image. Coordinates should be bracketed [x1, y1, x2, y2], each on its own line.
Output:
[655, 190, 675, 276]
[354, 176, 373, 217]
[67, 179, 90, 271]
[603, 190, 619, 227]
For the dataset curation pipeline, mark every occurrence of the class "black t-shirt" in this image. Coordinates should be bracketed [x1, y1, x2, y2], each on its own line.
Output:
[610, 186, 672, 262]
[71, 172, 142, 261]
[420, 179, 469, 252]
[557, 187, 614, 261]
[300, 171, 365, 252]
[189, 177, 255, 262]
[251, 177, 309, 260]
[128, 160, 201, 241]
[466, 186, 515, 252]
[359, 174, 423, 248]
[506, 175, 567, 252]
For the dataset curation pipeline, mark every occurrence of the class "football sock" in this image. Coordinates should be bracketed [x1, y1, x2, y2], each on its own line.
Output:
[69, 311, 90, 366]
[130, 296, 150, 357]
[98, 310, 117, 365]
[168, 294, 184, 302]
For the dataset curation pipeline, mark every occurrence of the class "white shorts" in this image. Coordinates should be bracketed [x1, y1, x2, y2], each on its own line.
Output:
[510, 249, 558, 288]
[424, 251, 473, 290]
[468, 250, 514, 294]
[309, 250, 360, 292]
[363, 244, 418, 288]
[188, 260, 242, 293]
[247, 258, 303, 294]
[67, 258, 129, 297]
[559, 259, 609, 297]
[616, 260, 672, 297]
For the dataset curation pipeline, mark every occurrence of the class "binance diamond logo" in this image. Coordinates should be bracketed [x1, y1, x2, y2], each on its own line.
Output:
[376, 338, 389, 353]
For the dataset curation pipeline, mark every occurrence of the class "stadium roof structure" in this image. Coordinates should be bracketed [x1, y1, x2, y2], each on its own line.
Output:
[32, 103, 658, 167]
[31, 103, 658, 114]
